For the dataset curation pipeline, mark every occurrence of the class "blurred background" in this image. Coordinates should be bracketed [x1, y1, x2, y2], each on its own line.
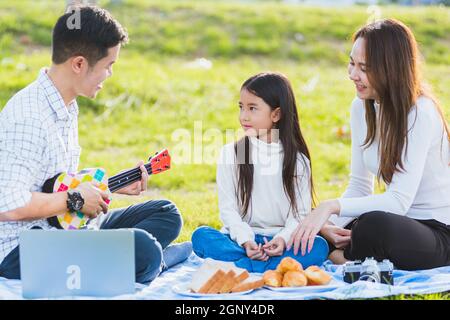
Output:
[0, 0, 448, 243]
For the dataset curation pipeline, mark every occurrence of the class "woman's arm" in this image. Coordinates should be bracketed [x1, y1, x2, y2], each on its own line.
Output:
[338, 98, 437, 217]
[329, 98, 371, 226]
[342, 98, 375, 198]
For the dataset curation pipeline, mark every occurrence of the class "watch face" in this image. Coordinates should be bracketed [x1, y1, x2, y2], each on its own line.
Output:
[74, 200, 83, 211]
[68, 190, 84, 212]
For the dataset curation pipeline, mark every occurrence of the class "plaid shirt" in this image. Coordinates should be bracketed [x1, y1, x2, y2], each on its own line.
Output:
[0, 68, 80, 263]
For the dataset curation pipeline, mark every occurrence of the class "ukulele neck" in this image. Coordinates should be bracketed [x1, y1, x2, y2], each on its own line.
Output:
[107, 163, 151, 193]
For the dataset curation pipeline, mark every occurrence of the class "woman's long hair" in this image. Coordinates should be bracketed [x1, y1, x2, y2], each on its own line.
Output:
[235, 72, 314, 219]
[353, 19, 450, 184]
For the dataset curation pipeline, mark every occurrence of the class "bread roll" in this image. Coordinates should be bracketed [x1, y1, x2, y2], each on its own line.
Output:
[304, 266, 332, 286]
[263, 270, 283, 287]
[282, 271, 307, 287]
[276, 257, 303, 274]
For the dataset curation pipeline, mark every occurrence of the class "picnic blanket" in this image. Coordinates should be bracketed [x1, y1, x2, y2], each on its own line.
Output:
[0, 253, 449, 300]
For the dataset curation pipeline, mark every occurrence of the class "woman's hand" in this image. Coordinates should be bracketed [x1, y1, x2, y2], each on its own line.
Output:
[287, 200, 340, 256]
[243, 241, 268, 261]
[320, 224, 351, 249]
[262, 237, 285, 257]
[115, 160, 149, 195]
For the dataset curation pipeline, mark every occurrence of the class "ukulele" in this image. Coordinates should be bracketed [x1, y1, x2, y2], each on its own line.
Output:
[42, 149, 171, 230]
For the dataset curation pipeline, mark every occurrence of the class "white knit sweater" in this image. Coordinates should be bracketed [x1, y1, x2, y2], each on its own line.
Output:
[217, 137, 311, 245]
[331, 96, 450, 227]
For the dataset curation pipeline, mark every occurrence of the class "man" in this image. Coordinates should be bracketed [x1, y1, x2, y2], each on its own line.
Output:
[0, 5, 191, 284]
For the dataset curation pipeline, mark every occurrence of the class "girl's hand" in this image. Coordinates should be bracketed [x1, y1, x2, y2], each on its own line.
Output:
[243, 241, 268, 261]
[320, 224, 351, 249]
[287, 200, 340, 256]
[262, 237, 285, 256]
[115, 160, 149, 195]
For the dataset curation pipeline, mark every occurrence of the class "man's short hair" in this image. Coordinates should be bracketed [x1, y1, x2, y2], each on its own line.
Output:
[52, 6, 128, 66]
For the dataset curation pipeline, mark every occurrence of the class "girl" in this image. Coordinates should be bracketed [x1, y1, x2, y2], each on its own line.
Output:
[288, 19, 450, 271]
[192, 72, 329, 273]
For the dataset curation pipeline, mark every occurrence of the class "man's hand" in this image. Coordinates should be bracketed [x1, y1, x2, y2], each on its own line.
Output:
[76, 182, 110, 218]
[243, 241, 268, 261]
[115, 160, 149, 195]
[262, 237, 285, 256]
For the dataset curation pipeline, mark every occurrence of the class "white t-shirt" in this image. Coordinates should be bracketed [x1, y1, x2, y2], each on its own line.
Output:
[331, 96, 450, 227]
[217, 137, 311, 245]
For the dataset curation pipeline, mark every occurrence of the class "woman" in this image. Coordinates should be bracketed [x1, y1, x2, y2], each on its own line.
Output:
[287, 18, 450, 271]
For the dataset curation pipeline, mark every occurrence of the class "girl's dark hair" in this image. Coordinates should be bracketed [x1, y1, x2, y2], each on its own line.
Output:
[235, 72, 315, 219]
[52, 6, 128, 66]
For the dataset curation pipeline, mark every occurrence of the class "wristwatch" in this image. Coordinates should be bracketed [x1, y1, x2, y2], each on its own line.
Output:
[67, 190, 85, 212]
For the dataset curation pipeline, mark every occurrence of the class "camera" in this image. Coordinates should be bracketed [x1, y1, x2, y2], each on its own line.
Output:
[343, 257, 394, 285]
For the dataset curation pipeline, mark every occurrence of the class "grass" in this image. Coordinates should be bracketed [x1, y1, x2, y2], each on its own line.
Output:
[0, 0, 448, 300]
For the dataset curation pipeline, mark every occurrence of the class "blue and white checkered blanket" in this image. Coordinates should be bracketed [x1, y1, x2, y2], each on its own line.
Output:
[1, 253, 449, 300]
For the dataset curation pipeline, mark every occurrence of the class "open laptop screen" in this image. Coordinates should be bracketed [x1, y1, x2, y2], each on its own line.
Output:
[19, 229, 135, 299]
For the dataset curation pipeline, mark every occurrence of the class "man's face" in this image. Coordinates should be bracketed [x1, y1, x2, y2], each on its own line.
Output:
[76, 44, 121, 99]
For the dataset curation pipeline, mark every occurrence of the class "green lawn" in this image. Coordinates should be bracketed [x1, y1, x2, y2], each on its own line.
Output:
[0, 0, 448, 300]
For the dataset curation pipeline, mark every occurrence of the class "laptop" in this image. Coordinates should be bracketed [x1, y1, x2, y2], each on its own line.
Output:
[19, 229, 135, 299]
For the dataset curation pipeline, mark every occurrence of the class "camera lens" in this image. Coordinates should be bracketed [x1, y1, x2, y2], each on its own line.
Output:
[360, 272, 381, 283]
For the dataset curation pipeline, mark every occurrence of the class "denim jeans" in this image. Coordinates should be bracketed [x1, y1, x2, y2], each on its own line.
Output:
[0, 199, 186, 285]
[192, 226, 329, 273]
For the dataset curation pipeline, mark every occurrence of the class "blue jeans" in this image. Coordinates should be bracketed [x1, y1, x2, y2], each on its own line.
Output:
[0, 199, 184, 285]
[192, 226, 329, 273]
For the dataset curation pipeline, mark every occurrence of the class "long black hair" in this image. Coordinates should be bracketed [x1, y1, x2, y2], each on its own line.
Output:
[235, 72, 314, 219]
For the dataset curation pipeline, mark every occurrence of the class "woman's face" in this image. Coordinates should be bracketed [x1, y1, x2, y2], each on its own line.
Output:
[348, 37, 378, 101]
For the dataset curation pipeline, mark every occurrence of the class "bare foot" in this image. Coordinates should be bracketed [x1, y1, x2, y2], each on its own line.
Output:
[329, 249, 348, 265]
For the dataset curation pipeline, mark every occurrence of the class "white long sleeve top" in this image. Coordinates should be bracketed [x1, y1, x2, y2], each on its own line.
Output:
[331, 96, 450, 227]
[217, 137, 311, 246]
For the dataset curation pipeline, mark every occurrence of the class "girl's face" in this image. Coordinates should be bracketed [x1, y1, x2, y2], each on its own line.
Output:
[239, 89, 280, 142]
[348, 37, 378, 101]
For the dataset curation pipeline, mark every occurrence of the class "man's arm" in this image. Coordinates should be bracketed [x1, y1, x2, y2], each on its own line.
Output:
[0, 181, 111, 222]
[0, 115, 55, 221]
[0, 192, 68, 222]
